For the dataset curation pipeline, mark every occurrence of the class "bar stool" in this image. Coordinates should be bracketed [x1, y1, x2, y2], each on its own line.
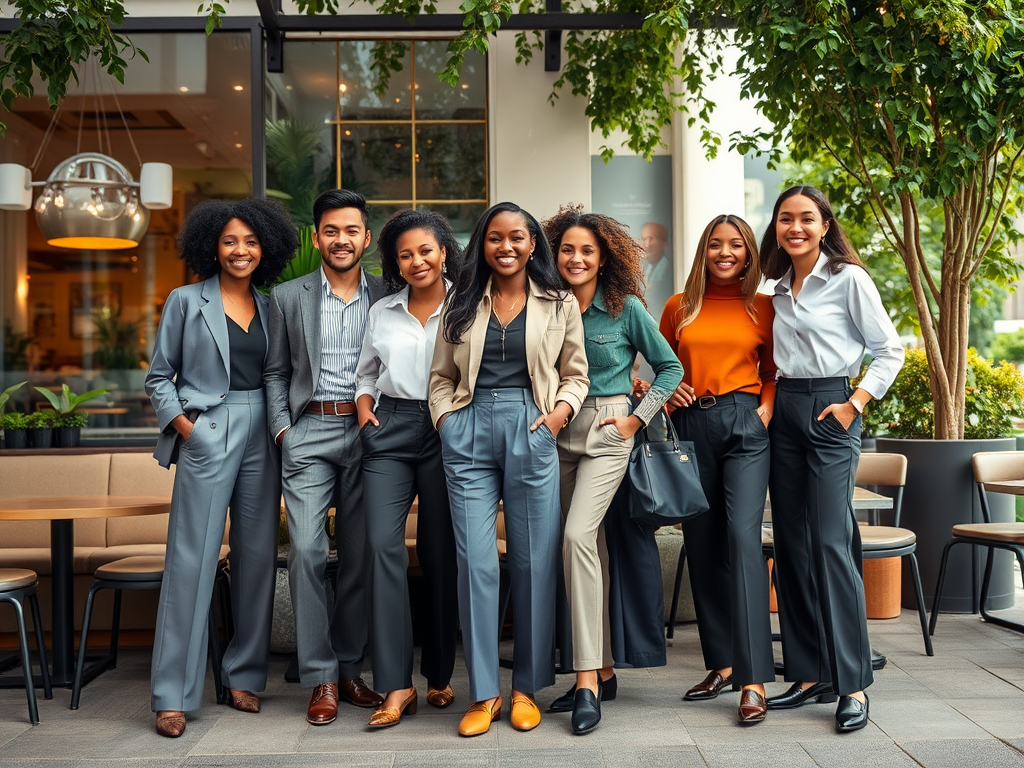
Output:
[0, 568, 52, 724]
[70, 553, 231, 709]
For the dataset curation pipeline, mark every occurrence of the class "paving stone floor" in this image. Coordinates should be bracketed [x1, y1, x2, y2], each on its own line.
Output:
[4, 600, 1024, 768]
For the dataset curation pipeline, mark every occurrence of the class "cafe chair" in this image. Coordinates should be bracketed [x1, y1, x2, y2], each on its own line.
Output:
[70, 551, 231, 709]
[929, 451, 1024, 637]
[0, 568, 52, 724]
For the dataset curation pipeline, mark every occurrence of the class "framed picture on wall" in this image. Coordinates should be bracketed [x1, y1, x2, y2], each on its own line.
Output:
[70, 282, 122, 340]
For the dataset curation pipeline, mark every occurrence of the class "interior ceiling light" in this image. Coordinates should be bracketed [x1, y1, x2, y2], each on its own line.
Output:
[0, 57, 172, 250]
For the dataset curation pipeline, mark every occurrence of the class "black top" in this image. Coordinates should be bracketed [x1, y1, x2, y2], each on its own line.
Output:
[476, 307, 531, 389]
[226, 311, 266, 391]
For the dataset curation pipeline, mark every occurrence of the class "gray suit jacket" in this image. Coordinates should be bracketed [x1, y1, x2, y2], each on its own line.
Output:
[264, 268, 385, 439]
[146, 274, 272, 468]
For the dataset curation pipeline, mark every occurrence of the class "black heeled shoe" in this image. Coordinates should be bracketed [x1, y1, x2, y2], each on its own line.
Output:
[765, 681, 837, 710]
[571, 677, 602, 735]
[548, 673, 617, 713]
[835, 694, 869, 733]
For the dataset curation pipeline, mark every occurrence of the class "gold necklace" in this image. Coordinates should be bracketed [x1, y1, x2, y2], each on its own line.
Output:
[221, 289, 254, 313]
[492, 291, 525, 361]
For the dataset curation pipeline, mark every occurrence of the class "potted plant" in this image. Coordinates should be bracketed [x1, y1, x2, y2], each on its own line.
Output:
[0, 410, 29, 449]
[868, 348, 1024, 611]
[33, 384, 109, 449]
[0, 381, 26, 449]
[25, 410, 55, 449]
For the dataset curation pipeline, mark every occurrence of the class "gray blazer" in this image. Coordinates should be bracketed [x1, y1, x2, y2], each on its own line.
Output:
[264, 268, 385, 439]
[146, 274, 271, 468]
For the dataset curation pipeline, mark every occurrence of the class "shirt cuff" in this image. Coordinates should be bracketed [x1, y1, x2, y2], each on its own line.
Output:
[632, 385, 673, 425]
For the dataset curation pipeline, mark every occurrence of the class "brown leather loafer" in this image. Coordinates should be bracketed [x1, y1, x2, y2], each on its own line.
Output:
[683, 670, 733, 701]
[227, 688, 260, 713]
[368, 689, 418, 728]
[339, 676, 384, 708]
[738, 688, 768, 724]
[307, 682, 339, 725]
[155, 711, 186, 738]
[427, 685, 455, 708]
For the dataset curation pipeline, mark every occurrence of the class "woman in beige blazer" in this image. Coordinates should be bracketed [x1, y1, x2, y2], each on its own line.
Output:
[429, 201, 589, 737]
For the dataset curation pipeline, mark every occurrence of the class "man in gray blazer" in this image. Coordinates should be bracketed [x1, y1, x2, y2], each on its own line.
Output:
[265, 189, 386, 725]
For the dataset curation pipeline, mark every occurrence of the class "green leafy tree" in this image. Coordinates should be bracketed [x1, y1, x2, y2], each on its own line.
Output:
[990, 329, 1024, 365]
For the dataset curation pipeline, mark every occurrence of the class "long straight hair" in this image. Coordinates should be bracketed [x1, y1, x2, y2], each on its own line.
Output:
[759, 185, 863, 280]
[670, 214, 761, 335]
[442, 202, 566, 344]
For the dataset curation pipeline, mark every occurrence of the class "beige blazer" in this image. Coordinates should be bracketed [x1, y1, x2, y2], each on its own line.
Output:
[428, 277, 589, 428]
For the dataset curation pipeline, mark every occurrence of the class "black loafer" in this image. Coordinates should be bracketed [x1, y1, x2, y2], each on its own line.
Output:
[835, 694, 869, 733]
[548, 673, 617, 713]
[571, 680, 601, 734]
[766, 681, 838, 710]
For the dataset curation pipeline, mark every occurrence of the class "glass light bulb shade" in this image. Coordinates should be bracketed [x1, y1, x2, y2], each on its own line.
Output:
[36, 153, 149, 249]
[0, 163, 32, 211]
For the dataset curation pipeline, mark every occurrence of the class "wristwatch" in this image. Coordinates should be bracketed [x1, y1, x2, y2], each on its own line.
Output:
[848, 396, 865, 415]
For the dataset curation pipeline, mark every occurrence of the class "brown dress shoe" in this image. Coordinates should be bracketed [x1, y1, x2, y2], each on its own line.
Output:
[339, 676, 384, 708]
[227, 689, 260, 713]
[738, 688, 768, 724]
[155, 711, 186, 738]
[307, 682, 339, 725]
[427, 685, 455, 708]
[683, 670, 733, 701]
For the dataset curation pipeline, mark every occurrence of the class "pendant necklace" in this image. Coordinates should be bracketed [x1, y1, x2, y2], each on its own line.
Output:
[493, 291, 525, 361]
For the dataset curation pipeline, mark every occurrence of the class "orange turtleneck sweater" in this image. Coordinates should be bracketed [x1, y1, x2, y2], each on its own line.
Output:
[658, 282, 777, 403]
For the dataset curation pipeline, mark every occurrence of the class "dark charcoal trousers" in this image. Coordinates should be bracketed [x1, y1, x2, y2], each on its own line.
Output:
[362, 396, 458, 692]
[673, 392, 774, 686]
[769, 377, 872, 696]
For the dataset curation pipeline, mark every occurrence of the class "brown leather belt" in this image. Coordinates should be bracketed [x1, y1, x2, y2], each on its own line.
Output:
[303, 400, 356, 417]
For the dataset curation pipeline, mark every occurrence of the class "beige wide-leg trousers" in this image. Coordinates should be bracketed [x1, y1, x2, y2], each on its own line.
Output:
[557, 395, 634, 671]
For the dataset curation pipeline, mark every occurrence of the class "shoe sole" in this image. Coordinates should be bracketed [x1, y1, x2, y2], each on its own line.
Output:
[572, 720, 600, 735]
[307, 714, 337, 725]
[836, 719, 868, 733]
[766, 693, 838, 710]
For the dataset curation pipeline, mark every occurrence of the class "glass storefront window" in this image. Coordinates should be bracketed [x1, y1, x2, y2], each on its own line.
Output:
[0, 31, 254, 440]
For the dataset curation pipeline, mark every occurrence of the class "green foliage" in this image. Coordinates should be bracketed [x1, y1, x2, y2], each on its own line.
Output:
[26, 410, 56, 428]
[864, 348, 1024, 439]
[990, 329, 1024, 365]
[0, 411, 29, 430]
[56, 412, 88, 428]
[3, 320, 34, 370]
[265, 119, 333, 230]
[259, 225, 322, 296]
[0, 381, 26, 413]
[34, 383, 108, 414]
[91, 310, 143, 370]
[0, 0, 146, 136]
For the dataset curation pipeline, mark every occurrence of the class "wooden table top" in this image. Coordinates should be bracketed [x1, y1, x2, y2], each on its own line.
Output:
[0, 495, 171, 521]
[765, 487, 893, 513]
[982, 480, 1024, 496]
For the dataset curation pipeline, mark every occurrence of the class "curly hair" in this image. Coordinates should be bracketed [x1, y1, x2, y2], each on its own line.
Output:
[376, 209, 464, 294]
[759, 185, 863, 280]
[669, 214, 761, 334]
[442, 202, 567, 344]
[177, 198, 299, 288]
[542, 204, 645, 317]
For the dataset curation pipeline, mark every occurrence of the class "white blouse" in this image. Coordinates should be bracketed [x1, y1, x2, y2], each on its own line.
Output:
[355, 283, 447, 404]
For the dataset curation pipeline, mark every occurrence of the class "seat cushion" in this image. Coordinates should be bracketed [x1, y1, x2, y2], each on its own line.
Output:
[86, 544, 169, 572]
[951, 523, 1024, 544]
[861, 526, 916, 550]
[0, 568, 37, 591]
[95, 555, 166, 581]
[0, 547, 106, 575]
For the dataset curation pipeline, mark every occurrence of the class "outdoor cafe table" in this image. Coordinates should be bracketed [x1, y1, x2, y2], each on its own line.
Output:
[0, 495, 171, 687]
[764, 487, 894, 517]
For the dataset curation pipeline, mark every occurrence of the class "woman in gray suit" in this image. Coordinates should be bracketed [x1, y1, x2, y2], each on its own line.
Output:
[146, 198, 298, 738]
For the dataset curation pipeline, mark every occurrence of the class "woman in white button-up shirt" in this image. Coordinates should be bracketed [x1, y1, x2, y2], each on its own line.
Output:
[758, 186, 903, 734]
[355, 209, 463, 728]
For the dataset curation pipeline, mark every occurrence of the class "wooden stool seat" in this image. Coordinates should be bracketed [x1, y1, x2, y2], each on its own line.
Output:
[860, 526, 916, 550]
[0, 569, 39, 591]
[94, 556, 165, 581]
[949, 523, 1024, 544]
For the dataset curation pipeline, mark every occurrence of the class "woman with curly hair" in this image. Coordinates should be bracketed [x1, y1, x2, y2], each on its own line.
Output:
[354, 209, 463, 727]
[146, 197, 298, 737]
[428, 202, 589, 737]
[659, 214, 776, 725]
[542, 206, 681, 734]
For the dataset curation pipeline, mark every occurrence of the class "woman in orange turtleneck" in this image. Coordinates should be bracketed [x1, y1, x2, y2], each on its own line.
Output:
[659, 214, 776, 725]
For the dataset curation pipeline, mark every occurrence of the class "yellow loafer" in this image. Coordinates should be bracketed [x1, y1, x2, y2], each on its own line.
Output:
[510, 694, 541, 731]
[458, 697, 502, 737]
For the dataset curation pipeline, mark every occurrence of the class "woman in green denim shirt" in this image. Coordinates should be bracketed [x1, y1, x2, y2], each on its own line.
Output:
[542, 205, 682, 734]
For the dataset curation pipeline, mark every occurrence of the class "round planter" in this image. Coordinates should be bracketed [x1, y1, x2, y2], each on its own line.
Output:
[54, 426, 82, 448]
[877, 436, 1016, 613]
[3, 428, 28, 449]
[27, 427, 53, 449]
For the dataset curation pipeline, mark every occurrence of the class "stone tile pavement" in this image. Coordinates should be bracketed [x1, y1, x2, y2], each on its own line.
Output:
[3, 600, 1024, 767]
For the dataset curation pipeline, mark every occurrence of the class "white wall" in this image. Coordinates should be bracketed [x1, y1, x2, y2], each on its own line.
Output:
[488, 33, 591, 220]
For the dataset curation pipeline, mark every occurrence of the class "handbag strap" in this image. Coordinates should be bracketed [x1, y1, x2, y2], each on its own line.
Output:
[639, 409, 681, 452]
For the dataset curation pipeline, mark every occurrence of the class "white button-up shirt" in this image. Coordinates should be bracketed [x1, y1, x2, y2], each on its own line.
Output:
[355, 283, 447, 404]
[312, 266, 369, 402]
[772, 253, 904, 399]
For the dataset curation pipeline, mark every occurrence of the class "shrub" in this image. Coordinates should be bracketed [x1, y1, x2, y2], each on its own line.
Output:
[0, 411, 29, 430]
[26, 411, 56, 428]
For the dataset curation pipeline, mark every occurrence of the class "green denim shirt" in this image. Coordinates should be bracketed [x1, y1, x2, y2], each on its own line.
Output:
[582, 289, 683, 424]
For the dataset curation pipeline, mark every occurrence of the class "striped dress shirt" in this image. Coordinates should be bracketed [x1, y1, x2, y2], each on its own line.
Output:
[312, 266, 370, 402]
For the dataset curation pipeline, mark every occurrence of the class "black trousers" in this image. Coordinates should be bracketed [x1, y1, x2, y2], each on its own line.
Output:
[673, 393, 774, 686]
[769, 377, 872, 696]
[362, 396, 459, 692]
